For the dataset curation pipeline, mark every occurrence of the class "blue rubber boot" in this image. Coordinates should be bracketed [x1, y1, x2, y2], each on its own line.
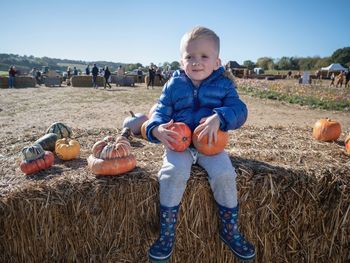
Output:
[218, 203, 255, 261]
[149, 204, 180, 262]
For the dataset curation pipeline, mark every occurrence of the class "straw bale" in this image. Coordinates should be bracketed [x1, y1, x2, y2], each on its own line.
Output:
[112, 75, 135, 87]
[0, 77, 8, 89]
[13, 76, 36, 88]
[71, 76, 105, 87]
[0, 126, 349, 262]
[145, 75, 166, 87]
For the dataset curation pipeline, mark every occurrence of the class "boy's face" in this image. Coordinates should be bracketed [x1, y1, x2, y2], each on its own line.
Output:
[181, 37, 221, 87]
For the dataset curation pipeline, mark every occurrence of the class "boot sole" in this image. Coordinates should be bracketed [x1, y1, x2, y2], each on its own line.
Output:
[148, 251, 172, 263]
[220, 235, 256, 262]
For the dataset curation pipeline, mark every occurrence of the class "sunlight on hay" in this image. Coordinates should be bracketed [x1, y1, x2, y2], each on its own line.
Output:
[0, 126, 349, 262]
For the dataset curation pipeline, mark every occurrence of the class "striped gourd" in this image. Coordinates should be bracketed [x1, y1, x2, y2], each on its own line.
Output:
[21, 144, 45, 162]
[92, 136, 131, 160]
[34, 133, 58, 151]
[46, 122, 72, 139]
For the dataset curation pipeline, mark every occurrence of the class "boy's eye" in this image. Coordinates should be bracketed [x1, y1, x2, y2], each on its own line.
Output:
[185, 55, 191, 60]
[202, 55, 208, 58]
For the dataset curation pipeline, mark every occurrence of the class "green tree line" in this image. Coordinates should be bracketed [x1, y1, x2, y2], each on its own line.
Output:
[243, 47, 350, 70]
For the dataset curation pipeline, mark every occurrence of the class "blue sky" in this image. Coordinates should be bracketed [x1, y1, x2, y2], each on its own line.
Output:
[1, 0, 348, 66]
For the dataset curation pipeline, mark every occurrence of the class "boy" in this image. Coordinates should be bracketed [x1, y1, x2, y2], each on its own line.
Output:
[146, 26, 255, 262]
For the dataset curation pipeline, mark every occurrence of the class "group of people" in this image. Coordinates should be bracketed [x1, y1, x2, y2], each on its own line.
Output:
[330, 70, 350, 88]
[147, 64, 171, 89]
[66, 64, 112, 89]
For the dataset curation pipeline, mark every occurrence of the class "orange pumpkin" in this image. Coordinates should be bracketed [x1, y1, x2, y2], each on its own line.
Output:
[312, 118, 341, 142]
[345, 135, 350, 154]
[168, 122, 192, 152]
[141, 120, 149, 140]
[87, 154, 136, 176]
[148, 103, 158, 119]
[192, 129, 229, 156]
[20, 151, 54, 175]
[55, 138, 80, 160]
[88, 134, 136, 176]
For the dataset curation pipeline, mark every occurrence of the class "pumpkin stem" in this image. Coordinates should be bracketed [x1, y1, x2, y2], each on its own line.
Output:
[129, 111, 135, 117]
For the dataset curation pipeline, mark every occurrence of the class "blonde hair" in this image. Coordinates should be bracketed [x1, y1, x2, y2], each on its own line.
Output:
[180, 26, 220, 55]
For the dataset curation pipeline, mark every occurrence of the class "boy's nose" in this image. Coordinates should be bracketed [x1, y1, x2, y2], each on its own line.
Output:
[192, 62, 199, 66]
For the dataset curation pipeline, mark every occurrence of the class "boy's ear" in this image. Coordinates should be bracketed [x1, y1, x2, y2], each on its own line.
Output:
[215, 58, 222, 70]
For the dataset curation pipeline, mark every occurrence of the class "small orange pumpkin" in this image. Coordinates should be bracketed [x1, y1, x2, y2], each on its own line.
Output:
[312, 118, 341, 142]
[192, 129, 229, 156]
[168, 122, 192, 152]
[345, 135, 350, 154]
[55, 138, 80, 160]
[148, 103, 158, 119]
[141, 120, 149, 140]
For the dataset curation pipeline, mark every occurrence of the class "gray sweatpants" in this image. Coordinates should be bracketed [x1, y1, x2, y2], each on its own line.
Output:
[158, 147, 238, 208]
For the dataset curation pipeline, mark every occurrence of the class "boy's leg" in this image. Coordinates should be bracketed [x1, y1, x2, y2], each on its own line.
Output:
[158, 148, 193, 207]
[197, 151, 255, 261]
[149, 148, 193, 262]
[197, 151, 237, 207]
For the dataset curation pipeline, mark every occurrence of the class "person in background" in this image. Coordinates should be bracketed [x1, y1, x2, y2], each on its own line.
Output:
[117, 65, 125, 76]
[91, 64, 99, 88]
[8, 66, 16, 88]
[330, 72, 335, 87]
[155, 66, 163, 85]
[66, 66, 72, 86]
[147, 64, 156, 89]
[103, 66, 112, 89]
[335, 71, 345, 88]
[73, 67, 78, 76]
[146, 26, 255, 262]
[85, 65, 90, 75]
[137, 67, 143, 83]
[345, 68, 350, 88]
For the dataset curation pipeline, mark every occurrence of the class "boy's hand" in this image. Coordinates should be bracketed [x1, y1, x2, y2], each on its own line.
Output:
[194, 114, 220, 145]
[151, 119, 178, 151]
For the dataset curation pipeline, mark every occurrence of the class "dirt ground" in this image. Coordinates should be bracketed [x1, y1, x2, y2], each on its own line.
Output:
[0, 83, 349, 138]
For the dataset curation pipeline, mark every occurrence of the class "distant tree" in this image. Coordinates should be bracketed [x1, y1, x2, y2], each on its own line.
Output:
[256, 57, 274, 70]
[298, 57, 319, 70]
[243, 60, 255, 70]
[331, 47, 350, 66]
[170, 61, 180, 70]
[314, 57, 331, 69]
[276, 57, 292, 70]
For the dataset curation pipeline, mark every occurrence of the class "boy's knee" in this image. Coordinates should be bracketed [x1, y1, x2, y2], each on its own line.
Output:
[211, 170, 237, 185]
[159, 165, 190, 183]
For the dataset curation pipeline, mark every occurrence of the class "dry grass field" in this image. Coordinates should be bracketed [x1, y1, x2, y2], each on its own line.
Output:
[0, 81, 349, 262]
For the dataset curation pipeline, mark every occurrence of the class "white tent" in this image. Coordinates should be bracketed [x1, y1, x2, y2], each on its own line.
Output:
[321, 63, 348, 72]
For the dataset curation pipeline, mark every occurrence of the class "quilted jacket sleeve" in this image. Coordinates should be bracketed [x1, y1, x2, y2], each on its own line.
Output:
[213, 79, 248, 131]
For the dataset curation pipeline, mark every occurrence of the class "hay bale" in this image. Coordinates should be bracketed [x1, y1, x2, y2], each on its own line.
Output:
[0, 126, 349, 262]
[13, 76, 36, 88]
[0, 76, 8, 89]
[71, 76, 105, 87]
[145, 75, 166, 87]
[111, 75, 135, 87]
[44, 77, 62, 87]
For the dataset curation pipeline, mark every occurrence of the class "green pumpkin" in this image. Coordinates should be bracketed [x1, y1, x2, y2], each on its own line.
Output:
[21, 144, 45, 162]
[34, 133, 58, 152]
[46, 122, 72, 139]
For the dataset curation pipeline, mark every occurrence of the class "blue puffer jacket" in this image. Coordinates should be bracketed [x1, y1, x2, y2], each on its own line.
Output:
[146, 66, 248, 143]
